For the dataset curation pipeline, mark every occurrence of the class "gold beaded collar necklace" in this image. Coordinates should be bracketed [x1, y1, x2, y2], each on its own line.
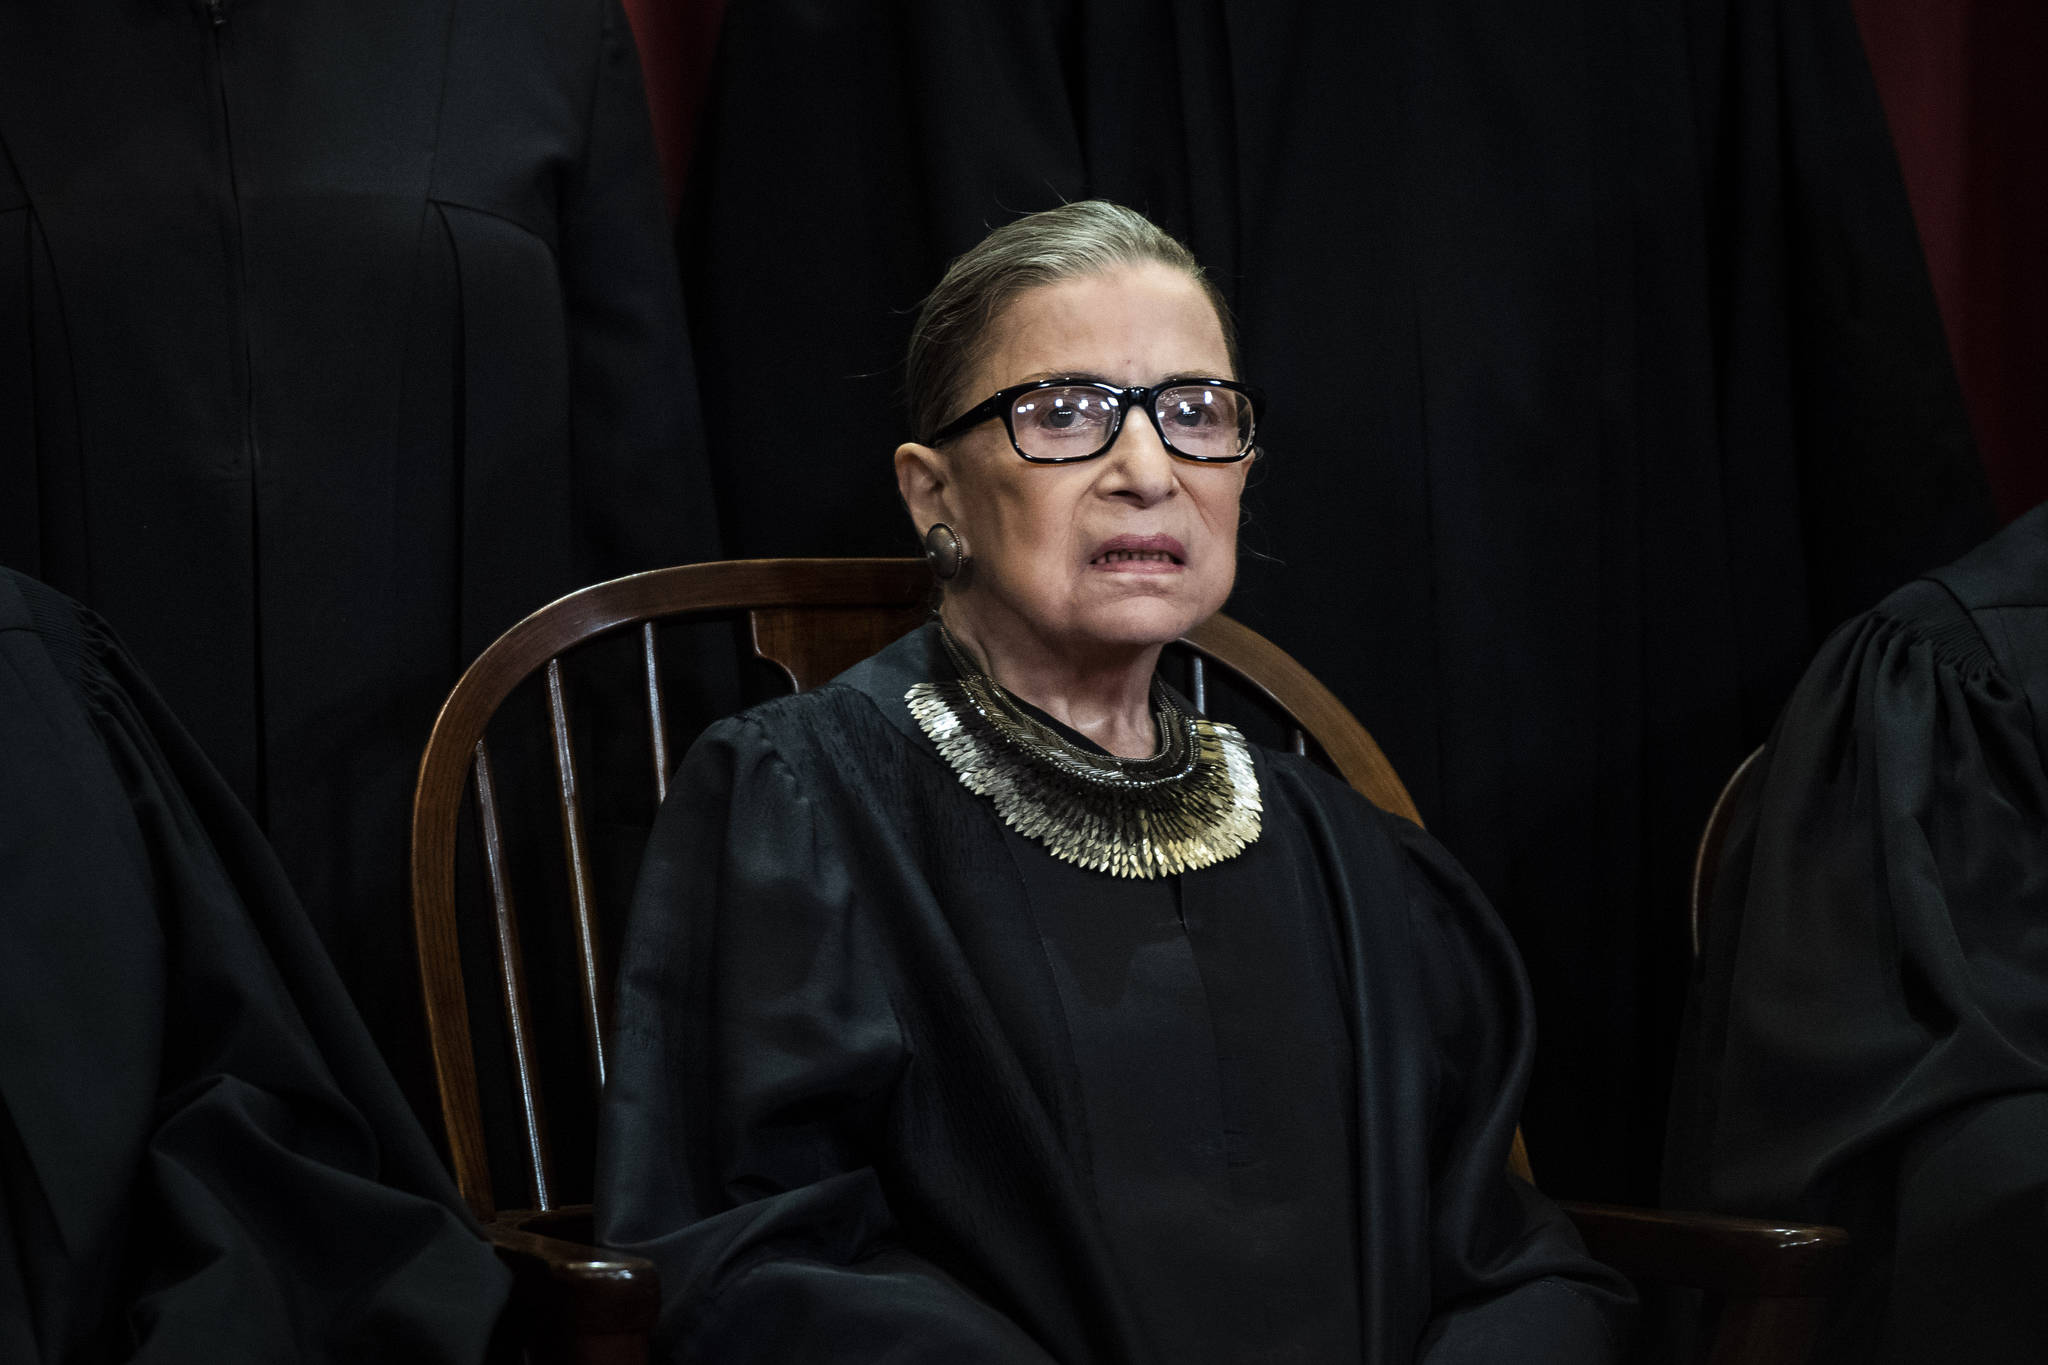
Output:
[905, 620, 1263, 878]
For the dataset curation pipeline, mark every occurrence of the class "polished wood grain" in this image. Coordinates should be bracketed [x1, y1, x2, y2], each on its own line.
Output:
[485, 1205, 656, 1365]
[751, 602, 930, 691]
[546, 659, 610, 1095]
[1182, 612, 1422, 825]
[1559, 1201, 1849, 1365]
[1557, 1202, 1851, 1297]
[640, 624, 670, 805]
[472, 740, 552, 1212]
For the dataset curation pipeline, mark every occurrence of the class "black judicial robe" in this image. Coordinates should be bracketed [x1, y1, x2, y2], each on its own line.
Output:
[0, 0, 717, 1111]
[669, 0, 1993, 1199]
[0, 567, 508, 1362]
[596, 625, 1633, 1363]
[1666, 502, 2048, 1363]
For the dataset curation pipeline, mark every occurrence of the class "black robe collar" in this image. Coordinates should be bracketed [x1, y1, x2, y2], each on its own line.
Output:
[826, 618, 950, 750]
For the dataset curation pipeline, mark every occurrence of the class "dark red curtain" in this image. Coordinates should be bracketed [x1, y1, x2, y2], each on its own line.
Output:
[620, 0, 723, 219]
[1853, 0, 2047, 521]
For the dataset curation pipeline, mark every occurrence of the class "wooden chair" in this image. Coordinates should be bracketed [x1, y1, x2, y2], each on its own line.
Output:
[1691, 746, 1766, 958]
[411, 558, 1845, 1364]
[1649, 743, 1853, 1362]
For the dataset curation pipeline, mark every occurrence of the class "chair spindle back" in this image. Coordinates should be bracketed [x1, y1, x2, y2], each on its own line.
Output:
[413, 558, 1424, 1218]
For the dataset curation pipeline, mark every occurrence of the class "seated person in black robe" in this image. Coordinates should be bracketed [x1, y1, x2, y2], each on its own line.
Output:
[1666, 501, 2048, 1363]
[0, 566, 509, 1362]
[595, 202, 1633, 1362]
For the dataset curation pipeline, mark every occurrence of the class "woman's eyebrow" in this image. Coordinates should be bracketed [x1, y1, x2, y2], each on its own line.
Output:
[1014, 369, 1109, 384]
[1011, 370, 1228, 387]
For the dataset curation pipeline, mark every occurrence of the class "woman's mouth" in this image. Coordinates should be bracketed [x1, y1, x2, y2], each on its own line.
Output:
[1089, 535, 1186, 571]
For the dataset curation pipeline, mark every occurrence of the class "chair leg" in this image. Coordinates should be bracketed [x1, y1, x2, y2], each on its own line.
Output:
[526, 1326, 649, 1365]
[1705, 1294, 1829, 1365]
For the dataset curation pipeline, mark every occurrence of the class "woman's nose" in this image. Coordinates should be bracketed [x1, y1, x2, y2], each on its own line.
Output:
[1101, 410, 1178, 504]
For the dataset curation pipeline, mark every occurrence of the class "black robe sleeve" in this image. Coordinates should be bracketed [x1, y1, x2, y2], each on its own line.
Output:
[0, 568, 509, 1364]
[1380, 816, 1633, 1363]
[1665, 578, 2048, 1363]
[594, 716, 1057, 1362]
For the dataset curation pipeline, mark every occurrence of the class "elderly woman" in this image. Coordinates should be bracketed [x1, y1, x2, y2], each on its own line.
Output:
[596, 202, 1630, 1362]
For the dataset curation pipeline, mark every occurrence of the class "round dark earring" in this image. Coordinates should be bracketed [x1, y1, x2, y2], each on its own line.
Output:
[923, 522, 965, 581]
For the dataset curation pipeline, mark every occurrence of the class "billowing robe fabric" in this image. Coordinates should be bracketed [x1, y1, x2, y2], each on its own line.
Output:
[1665, 501, 2048, 1362]
[0, 568, 509, 1363]
[596, 624, 1633, 1363]
[667, 0, 1991, 1200]
[0, 0, 717, 1114]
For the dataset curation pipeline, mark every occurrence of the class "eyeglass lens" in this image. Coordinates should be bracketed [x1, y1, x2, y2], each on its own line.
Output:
[1007, 384, 1253, 461]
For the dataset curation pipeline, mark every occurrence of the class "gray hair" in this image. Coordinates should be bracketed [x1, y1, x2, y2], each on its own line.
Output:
[905, 201, 1240, 445]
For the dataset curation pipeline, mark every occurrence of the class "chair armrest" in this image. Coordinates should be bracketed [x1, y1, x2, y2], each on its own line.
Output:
[485, 1205, 658, 1362]
[1557, 1201, 1851, 1298]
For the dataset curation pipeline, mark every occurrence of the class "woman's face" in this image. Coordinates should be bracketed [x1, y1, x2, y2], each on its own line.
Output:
[897, 262, 1251, 663]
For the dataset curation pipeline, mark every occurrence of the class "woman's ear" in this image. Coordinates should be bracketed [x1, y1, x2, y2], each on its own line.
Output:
[894, 442, 953, 534]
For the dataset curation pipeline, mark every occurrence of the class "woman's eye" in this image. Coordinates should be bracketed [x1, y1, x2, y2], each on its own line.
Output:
[1017, 392, 1113, 436]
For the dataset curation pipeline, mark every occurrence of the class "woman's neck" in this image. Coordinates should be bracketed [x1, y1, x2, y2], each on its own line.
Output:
[940, 605, 1163, 759]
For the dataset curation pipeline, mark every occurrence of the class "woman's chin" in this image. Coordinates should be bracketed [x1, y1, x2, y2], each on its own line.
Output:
[1069, 594, 1216, 650]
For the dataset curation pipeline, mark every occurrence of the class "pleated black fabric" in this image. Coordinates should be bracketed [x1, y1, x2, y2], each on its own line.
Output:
[0, 568, 509, 1363]
[671, 0, 1991, 1197]
[1665, 502, 2048, 1362]
[995, 704, 1364, 1361]
[596, 624, 1633, 1363]
[0, 0, 718, 1118]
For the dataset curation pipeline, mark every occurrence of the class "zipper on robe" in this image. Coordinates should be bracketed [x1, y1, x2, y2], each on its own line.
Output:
[198, 0, 270, 824]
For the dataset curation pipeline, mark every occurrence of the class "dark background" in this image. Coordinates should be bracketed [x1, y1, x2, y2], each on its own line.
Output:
[614, 0, 2044, 1204]
[627, 0, 2048, 525]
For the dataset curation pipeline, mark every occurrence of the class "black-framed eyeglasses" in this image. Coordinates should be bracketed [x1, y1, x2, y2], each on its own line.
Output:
[928, 377, 1263, 464]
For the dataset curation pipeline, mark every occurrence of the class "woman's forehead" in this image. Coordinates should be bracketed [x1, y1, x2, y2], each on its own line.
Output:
[979, 264, 1232, 387]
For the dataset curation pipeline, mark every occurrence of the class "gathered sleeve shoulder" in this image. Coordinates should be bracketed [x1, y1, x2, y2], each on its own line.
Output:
[594, 708, 1056, 1362]
[0, 569, 508, 1362]
[1677, 582, 2048, 1196]
[1668, 578, 2048, 1357]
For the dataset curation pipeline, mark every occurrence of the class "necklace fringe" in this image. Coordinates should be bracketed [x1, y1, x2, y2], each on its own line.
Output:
[906, 629, 1262, 878]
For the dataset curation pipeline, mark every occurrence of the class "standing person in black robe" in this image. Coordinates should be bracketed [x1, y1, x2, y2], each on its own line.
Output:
[597, 202, 1631, 1362]
[663, 0, 1992, 1200]
[0, 0, 718, 1119]
[1665, 501, 2048, 1362]
[0, 566, 510, 1363]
